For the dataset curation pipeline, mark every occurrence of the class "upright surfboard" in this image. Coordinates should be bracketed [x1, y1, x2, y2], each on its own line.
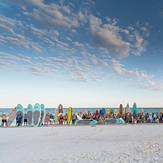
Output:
[27, 104, 33, 126]
[58, 104, 63, 113]
[106, 108, 110, 114]
[125, 104, 130, 113]
[118, 104, 124, 115]
[16, 104, 24, 126]
[54, 111, 58, 124]
[0, 112, 2, 127]
[39, 104, 45, 126]
[131, 103, 138, 117]
[44, 112, 50, 126]
[67, 107, 72, 125]
[8, 108, 16, 127]
[33, 103, 41, 127]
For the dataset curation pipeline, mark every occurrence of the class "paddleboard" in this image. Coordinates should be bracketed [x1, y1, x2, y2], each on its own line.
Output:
[27, 104, 33, 126]
[125, 104, 130, 113]
[54, 111, 59, 124]
[58, 104, 63, 113]
[132, 103, 138, 117]
[0, 112, 2, 127]
[44, 112, 50, 125]
[67, 107, 72, 125]
[100, 108, 106, 117]
[105, 118, 117, 124]
[118, 104, 124, 115]
[16, 104, 24, 126]
[7, 108, 16, 127]
[89, 120, 97, 126]
[39, 104, 45, 126]
[77, 119, 92, 125]
[33, 103, 41, 127]
[106, 108, 110, 114]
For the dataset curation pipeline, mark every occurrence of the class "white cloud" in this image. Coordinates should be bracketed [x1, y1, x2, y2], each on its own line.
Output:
[0, 51, 108, 82]
[89, 15, 147, 58]
[112, 59, 163, 91]
[24, 0, 82, 29]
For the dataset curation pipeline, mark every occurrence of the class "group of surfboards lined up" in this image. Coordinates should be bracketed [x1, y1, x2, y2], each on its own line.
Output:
[1, 104, 72, 127]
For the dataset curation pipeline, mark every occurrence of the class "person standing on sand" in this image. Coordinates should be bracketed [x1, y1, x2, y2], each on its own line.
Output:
[16, 113, 22, 126]
[59, 114, 64, 125]
[64, 113, 67, 125]
[24, 113, 27, 126]
[2, 113, 7, 127]
[72, 114, 77, 125]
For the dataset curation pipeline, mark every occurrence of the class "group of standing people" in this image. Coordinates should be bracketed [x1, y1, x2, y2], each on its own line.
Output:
[1, 103, 163, 127]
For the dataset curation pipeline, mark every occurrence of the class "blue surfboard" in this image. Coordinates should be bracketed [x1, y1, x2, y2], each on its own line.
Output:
[27, 104, 33, 126]
[33, 103, 41, 127]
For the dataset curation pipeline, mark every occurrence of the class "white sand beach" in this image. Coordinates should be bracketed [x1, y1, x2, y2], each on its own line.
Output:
[0, 125, 163, 163]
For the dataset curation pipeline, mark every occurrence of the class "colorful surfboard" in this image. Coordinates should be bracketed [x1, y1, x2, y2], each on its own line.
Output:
[58, 104, 63, 113]
[67, 107, 72, 125]
[8, 107, 16, 127]
[44, 112, 50, 125]
[33, 103, 41, 127]
[16, 104, 24, 126]
[39, 104, 45, 126]
[77, 119, 92, 125]
[106, 108, 110, 114]
[131, 103, 138, 116]
[54, 111, 58, 124]
[0, 112, 2, 127]
[27, 104, 33, 126]
[125, 104, 130, 113]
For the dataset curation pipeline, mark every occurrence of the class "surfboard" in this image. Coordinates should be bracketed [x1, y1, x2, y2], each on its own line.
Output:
[77, 119, 92, 125]
[54, 111, 59, 124]
[27, 104, 33, 126]
[106, 108, 110, 114]
[7, 108, 16, 127]
[67, 107, 72, 125]
[118, 104, 124, 115]
[89, 120, 97, 126]
[105, 118, 117, 124]
[0, 112, 2, 127]
[44, 112, 50, 126]
[16, 104, 24, 126]
[58, 104, 63, 113]
[33, 103, 41, 127]
[39, 104, 45, 126]
[131, 103, 138, 117]
[99, 108, 106, 117]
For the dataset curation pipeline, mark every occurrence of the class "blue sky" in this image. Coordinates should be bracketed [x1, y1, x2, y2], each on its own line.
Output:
[0, 0, 163, 107]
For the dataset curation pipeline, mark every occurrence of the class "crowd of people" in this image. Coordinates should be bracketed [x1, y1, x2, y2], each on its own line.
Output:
[1, 103, 163, 127]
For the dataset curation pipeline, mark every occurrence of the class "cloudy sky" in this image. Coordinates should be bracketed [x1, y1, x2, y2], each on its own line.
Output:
[0, 0, 163, 108]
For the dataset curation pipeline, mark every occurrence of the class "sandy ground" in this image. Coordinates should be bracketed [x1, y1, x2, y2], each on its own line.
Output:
[0, 125, 163, 163]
